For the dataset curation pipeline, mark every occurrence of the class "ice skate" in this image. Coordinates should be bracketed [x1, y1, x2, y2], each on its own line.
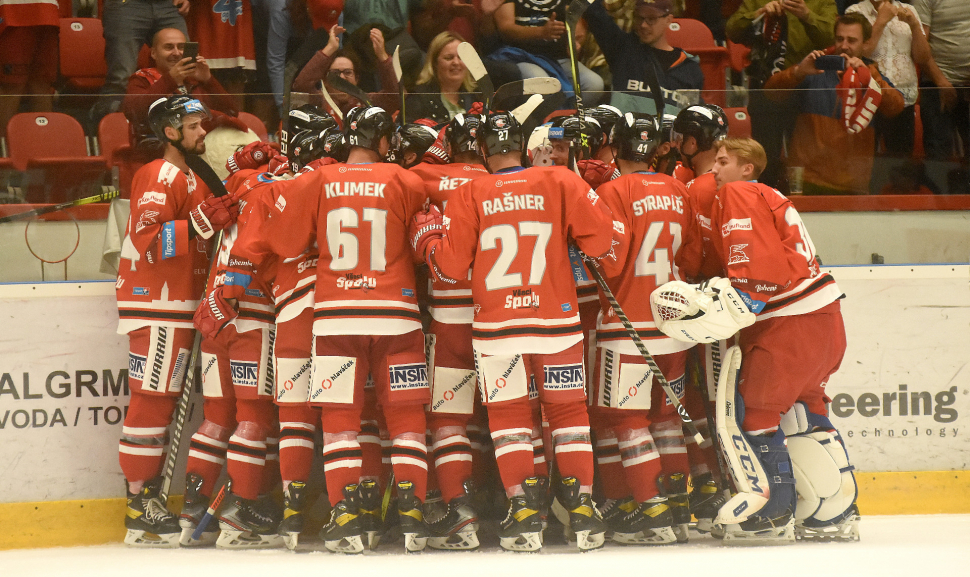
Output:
[611, 496, 677, 545]
[666, 473, 690, 543]
[124, 477, 180, 548]
[320, 484, 365, 554]
[428, 481, 480, 550]
[178, 473, 218, 546]
[498, 477, 544, 552]
[688, 473, 727, 534]
[397, 480, 429, 553]
[278, 481, 307, 550]
[795, 505, 861, 542]
[718, 516, 796, 545]
[357, 479, 386, 550]
[556, 476, 606, 551]
[216, 486, 284, 549]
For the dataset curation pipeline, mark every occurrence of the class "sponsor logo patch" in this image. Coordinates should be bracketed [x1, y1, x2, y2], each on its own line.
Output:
[388, 363, 429, 392]
[664, 374, 686, 405]
[128, 353, 147, 381]
[728, 244, 749, 265]
[275, 195, 286, 212]
[543, 364, 584, 390]
[721, 218, 752, 237]
[402, 288, 415, 297]
[231, 360, 260, 387]
[138, 192, 167, 207]
[133, 287, 150, 296]
[561, 303, 572, 312]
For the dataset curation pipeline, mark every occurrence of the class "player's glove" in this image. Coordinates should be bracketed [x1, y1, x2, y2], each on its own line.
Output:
[189, 194, 239, 239]
[194, 287, 238, 340]
[302, 157, 340, 173]
[578, 159, 617, 189]
[409, 204, 444, 263]
[650, 277, 756, 343]
[267, 153, 291, 177]
[226, 141, 281, 174]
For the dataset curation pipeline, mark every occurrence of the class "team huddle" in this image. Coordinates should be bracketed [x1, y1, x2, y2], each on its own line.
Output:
[114, 92, 860, 554]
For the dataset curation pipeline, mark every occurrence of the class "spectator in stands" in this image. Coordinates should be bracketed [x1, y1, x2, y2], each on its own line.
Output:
[405, 32, 478, 123]
[0, 0, 59, 132]
[292, 24, 401, 117]
[846, 0, 950, 156]
[912, 0, 968, 163]
[763, 13, 904, 194]
[491, 0, 605, 106]
[123, 28, 244, 163]
[189, 0, 258, 96]
[339, 0, 423, 89]
[726, 0, 837, 188]
[92, 0, 190, 122]
[304, 0, 344, 31]
[584, 0, 704, 114]
[248, 0, 295, 114]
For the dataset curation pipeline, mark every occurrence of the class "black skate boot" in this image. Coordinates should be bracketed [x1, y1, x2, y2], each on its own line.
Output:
[796, 504, 861, 542]
[665, 473, 691, 543]
[397, 480, 429, 553]
[278, 481, 307, 550]
[688, 473, 727, 534]
[613, 495, 678, 545]
[357, 479, 385, 550]
[428, 480, 480, 550]
[557, 476, 606, 551]
[178, 473, 218, 546]
[320, 483, 364, 554]
[124, 477, 180, 548]
[599, 495, 637, 537]
[216, 483, 284, 549]
[498, 477, 544, 552]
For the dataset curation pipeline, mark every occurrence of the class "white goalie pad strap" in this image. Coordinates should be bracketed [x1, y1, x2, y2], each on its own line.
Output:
[309, 355, 357, 404]
[275, 357, 312, 404]
[714, 345, 769, 524]
[789, 431, 857, 523]
[780, 402, 812, 436]
[650, 277, 756, 344]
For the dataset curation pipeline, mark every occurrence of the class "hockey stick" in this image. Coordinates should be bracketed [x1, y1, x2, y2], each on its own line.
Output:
[564, 0, 594, 116]
[492, 77, 562, 113]
[191, 482, 228, 540]
[581, 255, 705, 444]
[0, 188, 119, 224]
[457, 42, 494, 111]
[327, 73, 374, 108]
[317, 79, 344, 122]
[392, 45, 406, 124]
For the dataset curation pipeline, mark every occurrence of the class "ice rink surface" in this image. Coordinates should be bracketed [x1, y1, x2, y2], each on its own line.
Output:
[4, 515, 968, 577]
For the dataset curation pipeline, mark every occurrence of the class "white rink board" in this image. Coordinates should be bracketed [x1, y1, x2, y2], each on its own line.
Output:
[0, 267, 968, 503]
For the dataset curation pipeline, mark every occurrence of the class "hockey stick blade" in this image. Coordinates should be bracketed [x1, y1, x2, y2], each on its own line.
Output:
[511, 94, 545, 125]
[327, 73, 373, 108]
[316, 79, 344, 121]
[0, 188, 119, 224]
[565, 0, 594, 27]
[392, 45, 406, 124]
[191, 483, 228, 541]
[493, 77, 561, 111]
[457, 42, 493, 110]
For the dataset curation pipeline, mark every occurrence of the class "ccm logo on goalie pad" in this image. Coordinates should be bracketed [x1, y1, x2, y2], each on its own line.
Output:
[543, 364, 585, 391]
[128, 353, 147, 382]
[231, 360, 259, 388]
[388, 363, 429, 391]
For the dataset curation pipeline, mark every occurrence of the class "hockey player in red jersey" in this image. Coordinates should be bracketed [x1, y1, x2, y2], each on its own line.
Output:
[651, 138, 858, 544]
[115, 96, 238, 547]
[410, 111, 618, 552]
[388, 122, 440, 169]
[409, 113, 490, 550]
[590, 112, 703, 545]
[670, 104, 728, 186]
[259, 106, 432, 554]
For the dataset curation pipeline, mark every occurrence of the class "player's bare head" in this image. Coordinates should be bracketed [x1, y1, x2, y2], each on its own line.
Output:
[610, 112, 661, 166]
[148, 95, 210, 155]
[345, 106, 395, 159]
[713, 138, 766, 187]
[151, 28, 187, 72]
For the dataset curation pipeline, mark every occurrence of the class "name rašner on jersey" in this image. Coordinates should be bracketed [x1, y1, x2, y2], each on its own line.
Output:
[325, 182, 386, 198]
[483, 192, 545, 216]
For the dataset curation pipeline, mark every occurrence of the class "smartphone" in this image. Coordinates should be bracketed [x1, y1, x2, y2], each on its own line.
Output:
[815, 55, 845, 72]
[181, 42, 199, 62]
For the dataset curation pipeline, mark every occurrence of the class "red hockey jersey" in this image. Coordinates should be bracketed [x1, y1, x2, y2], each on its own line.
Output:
[188, 0, 256, 70]
[685, 171, 724, 280]
[596, 171, 703, 355]
[0, 0, 57, 30]
[410, 161, 490, 324]
[261, 162, 427, 336]
[117, 159, 213, 333]
[433, 166, 617, 355]
[711, 181, 842, 320]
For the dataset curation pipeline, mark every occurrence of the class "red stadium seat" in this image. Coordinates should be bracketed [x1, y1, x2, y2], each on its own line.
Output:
[59, 18, 108, 91]
[98, 112, 137, 196]
[238, 111, 269, 141]
[667, 18, 729, 107]
[727, 40, 751, 73]
[723, 107, 752, 138]
[6, 112, 107, 203]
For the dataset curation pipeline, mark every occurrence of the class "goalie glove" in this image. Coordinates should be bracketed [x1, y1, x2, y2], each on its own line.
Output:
[409, 204, 444, 264]
[189, 194, 238, 239]
[650, 277, 756, 343]
[194, 287, 238, 340]
[226, 141, 281, 174]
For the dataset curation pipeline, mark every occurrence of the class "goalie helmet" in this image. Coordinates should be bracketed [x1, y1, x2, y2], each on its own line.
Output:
[148, 95, 211, 142]
[446, 113, 481, 155]
[345, 106, 394, 152]
[477, 111, 523, 156]
[387, 123, 439, 167]
[610, 112, 661, 163]
[547, 115, 603, 160]
[672, 104, 728, 151]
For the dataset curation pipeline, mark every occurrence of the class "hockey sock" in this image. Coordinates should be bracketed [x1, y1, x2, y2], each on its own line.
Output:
[186, 419, 231, 497]
[359, 418, 383, 481]
[323, 431, 363, 506]
[650, 419, 690, 482]
[119, 393, 178, 489]
[617, 426, 663, 503]
[488, 399, 537, 497]
[384, 404, 429, 503]
[278, 404, 317, 485]
[594, 429, 632, 500]
[227, 420, 269, 501]
[431, 424, 473, 503]
[467, 422, 492, 489]
[262, 428, 281, 494]
[545, 401, 595, 489]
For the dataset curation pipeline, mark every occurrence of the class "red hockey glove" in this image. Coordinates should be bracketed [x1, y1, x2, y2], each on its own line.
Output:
[226, 141, 281, 174]
[578, 159, 616, 189]
[409, 204, 444, 263]
[189, 194, 239, 239]
[302, 156, 340, 173]
[194, 287, 238, 340]
[421, 124, 450, 165]
[267, 153, 291, 176]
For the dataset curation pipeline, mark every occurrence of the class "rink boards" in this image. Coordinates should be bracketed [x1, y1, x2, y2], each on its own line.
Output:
[0, 265, 968, 548]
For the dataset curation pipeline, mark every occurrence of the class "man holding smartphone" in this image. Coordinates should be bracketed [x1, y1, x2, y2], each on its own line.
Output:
[762, 13, 904, 195]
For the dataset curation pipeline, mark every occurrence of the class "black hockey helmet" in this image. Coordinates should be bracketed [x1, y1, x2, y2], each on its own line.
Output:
[672, 104, 728, 151]
[287, 128, 325, 172]
[288, 104, 336, 133]
[446, 113, 481, 155]
[610, 112, 662, 163]
[148, 95, 211, 142]
[388, 122, 440, 167]
[477, 111, 523, 156]
[585, 105, 623, 144]
[321, 128, 349, 162]
[345, 106, 395, 152]
[658, 113, 678, 144]
[547, 115, 603, 159]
